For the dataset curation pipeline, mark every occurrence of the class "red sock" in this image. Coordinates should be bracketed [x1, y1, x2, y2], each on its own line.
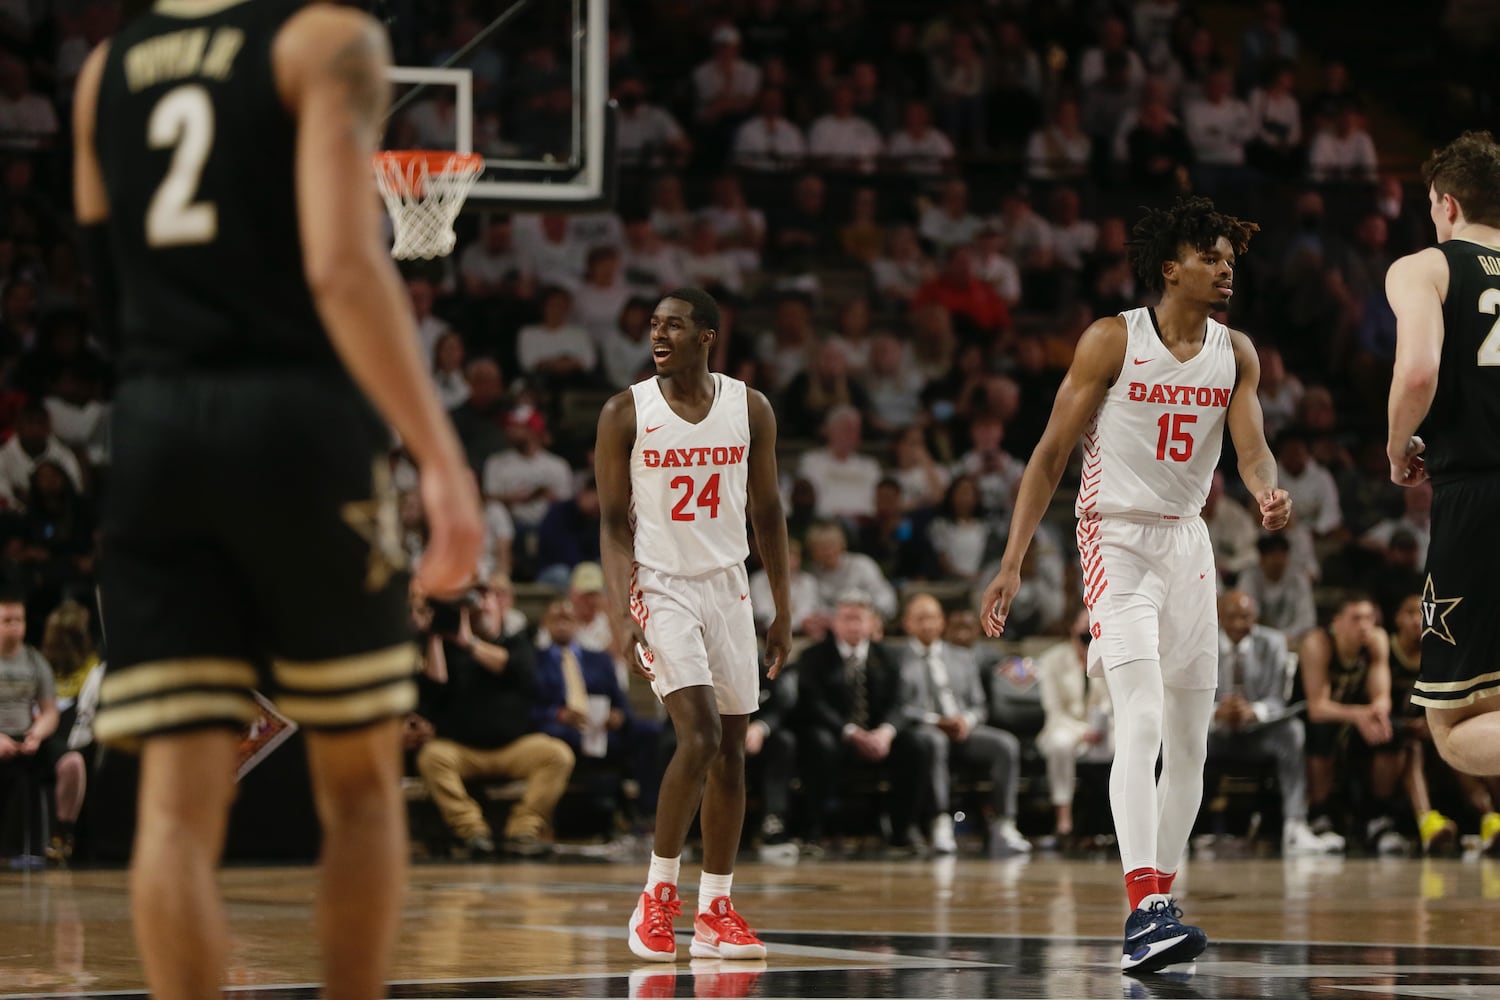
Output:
[1125, 867, 1159, 909]
[1155, 869, 1176, 895]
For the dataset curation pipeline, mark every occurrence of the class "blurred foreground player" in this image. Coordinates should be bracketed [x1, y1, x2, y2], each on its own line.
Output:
[73, 2, 482, 997]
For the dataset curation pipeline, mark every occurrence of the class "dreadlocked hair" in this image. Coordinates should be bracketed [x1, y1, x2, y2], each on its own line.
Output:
[1126, 196, 1260, 294]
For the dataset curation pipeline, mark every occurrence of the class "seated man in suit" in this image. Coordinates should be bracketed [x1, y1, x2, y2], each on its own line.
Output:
[897, 592, 1031, 856]
[1211, 590, 1342, 854]
[790, 589, 918, 846]
[746, 642, 797, 847]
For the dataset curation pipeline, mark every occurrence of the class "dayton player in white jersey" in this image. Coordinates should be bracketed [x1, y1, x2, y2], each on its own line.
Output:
[597, 288, 792, 964]
[980, 197, 1291, 975]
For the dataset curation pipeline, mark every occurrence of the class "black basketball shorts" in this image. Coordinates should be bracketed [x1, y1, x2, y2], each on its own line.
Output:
[93, 370, 417, 749]
[1412, 472, 1500, 711]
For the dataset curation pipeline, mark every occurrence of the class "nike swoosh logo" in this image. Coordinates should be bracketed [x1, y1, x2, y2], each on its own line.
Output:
[1127, 923, 1160, 941]
[645, 424, 665, 433]
[1199, 573, 1207, 580]
[1123, 933, 1190, 969]
[1132, 358, 1150, 366]
[739, 593, 748, 600]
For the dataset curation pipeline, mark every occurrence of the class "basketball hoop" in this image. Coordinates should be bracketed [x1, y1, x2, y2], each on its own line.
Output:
[372, 151, 484, 260]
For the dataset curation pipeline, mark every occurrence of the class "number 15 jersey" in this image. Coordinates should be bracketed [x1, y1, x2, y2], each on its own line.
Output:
[630, 374, 752, 577]
[1076, 307, 1237, 520]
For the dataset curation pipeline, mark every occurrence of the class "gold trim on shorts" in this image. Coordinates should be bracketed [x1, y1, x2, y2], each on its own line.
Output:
[100, 658, 259, 703]
[1411, 682, 1500, 711]
[94, 690, 259, 749]
[272, 643, 418, 693]
[1412, 666, 1500, 694]
[275, 679, 417, 728]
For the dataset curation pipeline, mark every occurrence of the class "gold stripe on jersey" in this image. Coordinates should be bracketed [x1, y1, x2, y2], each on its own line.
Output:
[272, 643, 419, 693]
[101, 658, 259, 703]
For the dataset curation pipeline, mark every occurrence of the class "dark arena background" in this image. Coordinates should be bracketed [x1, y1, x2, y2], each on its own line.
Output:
[3, 0, 1500, 997]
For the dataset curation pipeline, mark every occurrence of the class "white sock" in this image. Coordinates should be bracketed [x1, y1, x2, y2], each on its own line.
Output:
[698, 870, 733, 912]
[1102, 658, 1164, 878]
[1137, 892, 1171, 912]
[646, 853, 680, 892]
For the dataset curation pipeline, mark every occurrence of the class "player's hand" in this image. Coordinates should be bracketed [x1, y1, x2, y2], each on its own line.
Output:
[980, 565, 1022, 637]
[417, 459, 484, 599]
[764, 616, 792, 680]
[0, 734, 17, 759]
[1257, 487, 1292, 531]
[1388, 435, 1428, 487]
[619, 616, 654, 681]
[20, 733, 40, 755]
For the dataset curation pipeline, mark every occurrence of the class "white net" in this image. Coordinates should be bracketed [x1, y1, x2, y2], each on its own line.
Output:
[372, 152, 484, 260]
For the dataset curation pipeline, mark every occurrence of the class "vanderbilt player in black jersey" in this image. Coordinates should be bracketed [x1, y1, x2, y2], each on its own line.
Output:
[72, 1, 483, 996]
[1388, 131, 1500, 781]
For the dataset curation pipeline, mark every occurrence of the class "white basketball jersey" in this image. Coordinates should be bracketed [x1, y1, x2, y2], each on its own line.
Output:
[1076, 307, 1237, 520]
[630, 374, 752, 576]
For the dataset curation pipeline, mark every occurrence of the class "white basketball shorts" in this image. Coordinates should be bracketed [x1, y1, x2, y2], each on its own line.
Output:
[1076, 514, 1218, 690]
[632, 562, 760, 715]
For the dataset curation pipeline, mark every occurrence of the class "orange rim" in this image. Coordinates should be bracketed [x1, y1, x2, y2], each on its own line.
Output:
[372, 151, 484, 199]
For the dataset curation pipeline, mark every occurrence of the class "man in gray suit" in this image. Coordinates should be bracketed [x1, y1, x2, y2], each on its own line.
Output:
[897, 593, 1030, 856]
[1210, 590, 1343, 854]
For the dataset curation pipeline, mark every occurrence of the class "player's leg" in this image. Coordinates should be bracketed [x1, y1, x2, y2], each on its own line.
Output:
[53, 750, 86, 855]
[656, 685, 723, 858]
[1428, 701, 1500, 776]
[1401, 737, 1459, 853]
[304, 720, 407, 1000]
[130, 729, 240, 1000]
[690, 565, 768, 959]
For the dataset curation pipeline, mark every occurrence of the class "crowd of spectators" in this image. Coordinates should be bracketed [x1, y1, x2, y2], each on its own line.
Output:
[0, 0, 1491, 862]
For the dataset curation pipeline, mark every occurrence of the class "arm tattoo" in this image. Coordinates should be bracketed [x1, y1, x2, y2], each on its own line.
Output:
[328, 27, 388, 147]
[1250, 457, 1277, 492]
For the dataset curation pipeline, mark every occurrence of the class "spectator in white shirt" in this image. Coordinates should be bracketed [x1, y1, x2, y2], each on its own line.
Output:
[953, 413, 1026, 516]
[1257, 346, 1304, 441]
[1247, 60, 1303, 178]
[1307, 106, 1378, 183]
[1025, 97, 1091, 181]
[566, 213, 626, 257]
[1184, 68, 1254, 178]
[596, 297, 655, 390]
[1276, 426, 1344, 538]
[698, 173, 766, 274]
[885, 100, 956, 175]
[460, 215, 535, 303]
[516, 213, 586, 290]
[646, 173, 695, 244]
[805, 520, 898, 624]
[0, 402, 83, 505]
[869, 225, 936, 306]
[1046, 187, 1099, 272]
[570, 246, 634, 342]
[749, 536, 821, 637]
[1204, 470, 1261, 583]
[406, 276, 451, 369]
[889, 426, 951, 513]
[797, 405, 882, 522]
[732, 87, 807, 172]
[613, 75, 690, 168]
[516, 287, 597, 384]
[863, 333, 925, 436]
[919, 177, 984, 255]
[44, 368, 107, 459]
[431, 332, 471, 410]
[996, 187, 1055, 271]
[1077, 16, 1146, 91]
[621, 217, 685, 295]
[482, 406, 574, 530]
[693, 24, 762, 125]
[0, 55, 57, 150]
[808, 82, 885, 173]
[972, 226, 1023, 308]
[1238, 535, 1317, 644]
[755, 293, 817, 392]
[678, 220, 744, 297]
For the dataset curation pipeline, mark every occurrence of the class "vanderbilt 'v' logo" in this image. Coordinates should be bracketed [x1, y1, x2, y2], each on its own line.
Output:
[1420, 575, 1463, 646]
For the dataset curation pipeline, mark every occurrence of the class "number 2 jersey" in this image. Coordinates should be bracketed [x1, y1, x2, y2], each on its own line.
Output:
[1076, 307, 1237, 520]
[96, 0, 336, 377]
[1421, 239, 1500, 482]
[629, 374, 751, 577]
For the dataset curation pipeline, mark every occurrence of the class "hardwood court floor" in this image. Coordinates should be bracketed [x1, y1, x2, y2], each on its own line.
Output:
[3, 854, 1499, 998]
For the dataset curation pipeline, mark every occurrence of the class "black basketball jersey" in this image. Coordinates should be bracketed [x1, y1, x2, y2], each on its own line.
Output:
[1422, 239, 1500, 480]
[96, 0, 335, 377]
[1325, 628, 1372, 706]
